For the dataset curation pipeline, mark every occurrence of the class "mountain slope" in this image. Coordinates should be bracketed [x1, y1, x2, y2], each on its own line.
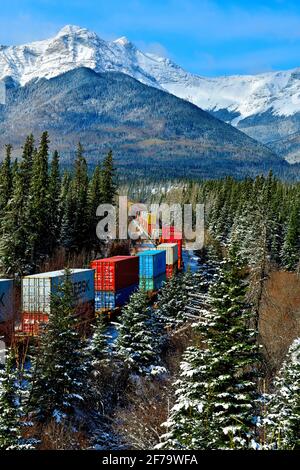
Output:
[0, 67, 283, 179]
[1, 25, 300, 163]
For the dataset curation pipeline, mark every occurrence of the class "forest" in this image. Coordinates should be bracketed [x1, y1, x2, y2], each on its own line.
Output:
[0, 134, 299, 450]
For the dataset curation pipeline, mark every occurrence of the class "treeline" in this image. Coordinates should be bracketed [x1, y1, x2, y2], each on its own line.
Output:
[0, 133, 117, 277]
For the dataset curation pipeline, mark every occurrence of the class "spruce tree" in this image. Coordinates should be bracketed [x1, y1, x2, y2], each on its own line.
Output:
[20, 134, 34, 195]
[159, 252, 261, 450]
[0, 349, 24, 449]
[29, 270, 88, 423]
[48, 150, 61, 253]
[200, 249, 261, 449]
[0, 144, 13, 219]
[87, 164, 103, 251]
[0, 167, 31, 276]
[101, 150, 117, 204]
[265, 338, 300, 449]
[155, 272, 190, 329]
[72, 142, 89, 251]
[116, 290, 162, 375]
[26, 132, 50, 266]
[281, 201, 300, 271]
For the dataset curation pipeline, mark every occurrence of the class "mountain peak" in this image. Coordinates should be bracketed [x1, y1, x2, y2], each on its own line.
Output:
[114, 36, 133, 48]
[57, 24, 85, 35]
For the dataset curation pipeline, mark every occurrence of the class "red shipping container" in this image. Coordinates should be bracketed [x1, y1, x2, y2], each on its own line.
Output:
[19, 312, 49, 336]
[166, 263, 178, 279]
[91, 256, 139, 291]
[162, 226, 182, 240]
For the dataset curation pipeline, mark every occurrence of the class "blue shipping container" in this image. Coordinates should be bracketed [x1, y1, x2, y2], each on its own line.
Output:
[138, 250, 166, 278]
[95, 284, 138, 311]
[139, 273, 166, 291]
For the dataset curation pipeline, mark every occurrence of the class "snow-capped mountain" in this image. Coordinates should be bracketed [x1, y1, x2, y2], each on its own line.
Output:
[1, 25, 300, 161]
[1, 24, 300, 118]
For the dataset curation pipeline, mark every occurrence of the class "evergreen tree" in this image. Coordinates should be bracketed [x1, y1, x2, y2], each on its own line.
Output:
[0, 349, 25, 449]
[87, 164, 103, 251]
[19, 134, 34, 195]
[265, 338, 300, 449]
[155, 272, 190, 328]
[281, 201, 300, 270]
[101, 150, 117, 204]
[158, 345, 212, 450]
[48, 150, 61, 253]
[29, 270, 88, 423]
[26, 132, 50, 266]
[0, 167, 31, 275]
[72, 142, 89, 251]
[0, 144, 13, 218]
[116, 290, 162, 375]
[59, 171, 75, 251]
[89, 314, 111, 365]
[159, 252, 261, 450]
[203, 251, 261, 449]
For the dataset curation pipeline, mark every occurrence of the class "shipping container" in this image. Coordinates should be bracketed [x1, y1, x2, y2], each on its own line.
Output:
[139, 273, 166, 291]
[22, 269, 95, 314]
[161, 236, 183, 269]
[95, 284, 138, 311]
[15, 312, 49, 336]
[166, 263, 178, 279]
[138, 250, 166, 278]
[157, 243, 178, 265]
[91, 256, 139, 292]
[0, 279, 14, 323]
[162, 226, 182, 239]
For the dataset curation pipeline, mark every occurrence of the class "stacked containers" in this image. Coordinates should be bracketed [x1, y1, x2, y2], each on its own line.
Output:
[139, 211, 157, 236]
[138, 250, 166, 291]
[157, 243, 178, 279]
[91, 256, 139, 312]
[161, 226, 183, 270]
[20, 269, 95, 335]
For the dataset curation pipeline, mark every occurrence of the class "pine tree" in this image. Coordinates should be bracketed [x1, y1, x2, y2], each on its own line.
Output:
[0, 348, 25, 449]
[116, 290, 162, 375]
[155, 272, 189, 328]
[89, 315, 111, 365]
[159, 252, 261, 450]
[101, 150, 117, 204]
[26, 132, 50, 266]
[265, 338, 300, 449]
[281, 201, 300, 271]
[203, 250, 261, 449]
[87, 164, 103, 251]
[0, 144, 13, 219]
[0, 167, 31, 276]
[19, 134, 34, 195]
[29, 270, 89, 423]
[48, 150, 61, 253]
[59, 171, 75, 251]
[72, 142, 89, 251]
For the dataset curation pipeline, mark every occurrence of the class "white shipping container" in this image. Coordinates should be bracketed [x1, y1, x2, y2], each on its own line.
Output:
[0, 279, 14, 323]
[22, 269, 95, 314]
[156, 243, 178, 265]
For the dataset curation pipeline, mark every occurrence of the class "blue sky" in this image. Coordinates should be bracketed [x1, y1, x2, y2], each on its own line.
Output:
[1, 0, 300, 76]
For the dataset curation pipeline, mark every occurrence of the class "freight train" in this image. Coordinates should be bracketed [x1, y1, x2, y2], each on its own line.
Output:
[1, 218, 184, 338]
